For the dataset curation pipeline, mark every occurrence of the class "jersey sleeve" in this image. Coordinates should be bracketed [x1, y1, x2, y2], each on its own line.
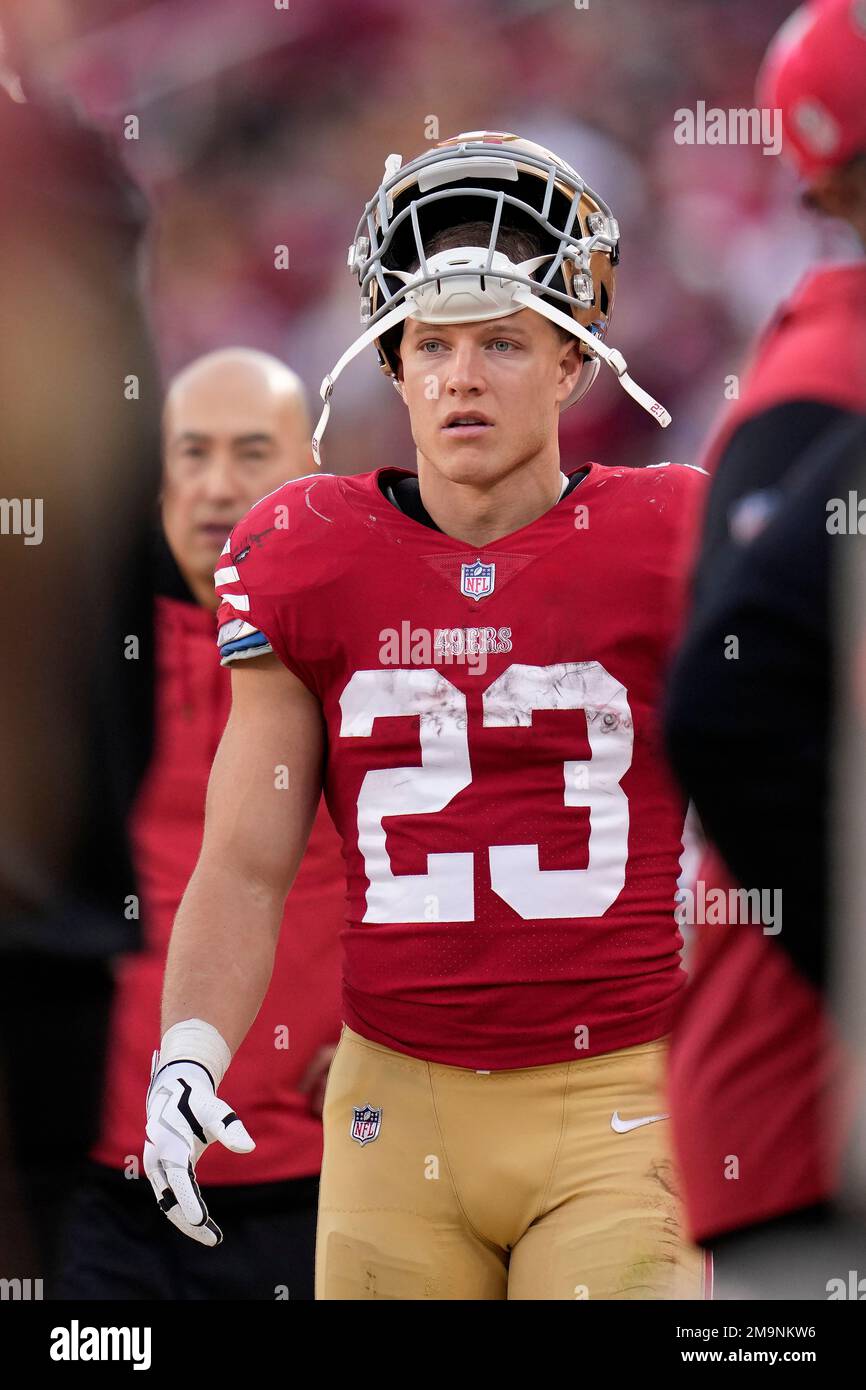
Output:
[215, 533, 280, 665]
[213, 499, 315, 690]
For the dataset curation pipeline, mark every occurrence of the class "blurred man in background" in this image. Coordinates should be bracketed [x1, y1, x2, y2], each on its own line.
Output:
[55, 349, 344, 1300]
[665, 0, 866, 1295]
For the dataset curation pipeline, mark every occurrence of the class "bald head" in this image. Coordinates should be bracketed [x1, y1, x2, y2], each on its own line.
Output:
[162, 348, 312, 609]
[165, 347, 311, 447]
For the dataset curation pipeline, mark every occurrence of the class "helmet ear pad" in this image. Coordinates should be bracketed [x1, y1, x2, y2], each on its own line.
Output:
[377, 272, 414, 378]
[567, 355, 601, 408]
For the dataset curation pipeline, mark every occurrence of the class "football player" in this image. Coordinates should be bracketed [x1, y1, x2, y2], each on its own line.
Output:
[146, 132, 709, 1299]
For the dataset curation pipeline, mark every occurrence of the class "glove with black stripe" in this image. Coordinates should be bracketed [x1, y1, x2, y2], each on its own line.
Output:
[144, 1045, 255, 1247]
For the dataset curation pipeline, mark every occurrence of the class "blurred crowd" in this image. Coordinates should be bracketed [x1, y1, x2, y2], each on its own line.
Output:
[12, 0, 856, 474]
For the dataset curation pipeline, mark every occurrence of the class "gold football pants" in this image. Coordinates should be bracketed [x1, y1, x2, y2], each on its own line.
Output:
[315, 1024, 708, 1300]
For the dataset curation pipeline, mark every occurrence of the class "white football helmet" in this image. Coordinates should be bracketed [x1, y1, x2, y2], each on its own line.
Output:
[312, 130, 670, 464]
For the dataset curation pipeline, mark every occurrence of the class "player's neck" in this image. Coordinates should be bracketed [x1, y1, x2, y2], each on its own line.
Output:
[415, 452, 566, 547]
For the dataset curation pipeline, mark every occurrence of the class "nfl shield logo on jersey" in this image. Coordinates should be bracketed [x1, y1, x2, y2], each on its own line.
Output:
[351, 1103, 382, 1146]
[460, 559, 496, 601]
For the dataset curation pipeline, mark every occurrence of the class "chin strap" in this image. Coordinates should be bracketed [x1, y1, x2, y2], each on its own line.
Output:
[510, 286, 671, 429]
[311, 284, 671, 466]
[312, 298, 416, 467]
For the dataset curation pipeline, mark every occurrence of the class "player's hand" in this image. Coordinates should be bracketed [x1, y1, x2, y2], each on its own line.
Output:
[298, 1042, 339, 1118]
[144, 1053, 255, 1246]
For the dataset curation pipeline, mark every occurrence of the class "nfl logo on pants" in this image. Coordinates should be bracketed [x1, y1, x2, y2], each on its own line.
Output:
[351, 1104, 382, 1145]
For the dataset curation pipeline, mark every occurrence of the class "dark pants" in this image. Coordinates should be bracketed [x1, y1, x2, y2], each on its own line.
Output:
[55, 1161, 319, 1301]
[710, 1203, 866, 1300]
[0, 953, 114, 1280]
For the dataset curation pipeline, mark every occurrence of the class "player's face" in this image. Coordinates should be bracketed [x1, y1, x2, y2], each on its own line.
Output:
[397, 309, 583, 486]
[162, 374, 311, 599]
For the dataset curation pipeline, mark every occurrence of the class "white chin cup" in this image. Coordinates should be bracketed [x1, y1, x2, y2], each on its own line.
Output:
[394, 245, 548, 324]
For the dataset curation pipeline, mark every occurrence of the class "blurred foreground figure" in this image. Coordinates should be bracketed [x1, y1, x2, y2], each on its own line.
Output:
[665, 0, 866, 1297]
[668, 418, 866, 1297]
[55, 350, 343, 1300]
[0, 78, 161, 1278]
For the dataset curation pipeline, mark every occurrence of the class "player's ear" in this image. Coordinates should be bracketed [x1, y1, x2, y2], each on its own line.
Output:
[394, 352, 407, 404]
[556, 333, 584, 404]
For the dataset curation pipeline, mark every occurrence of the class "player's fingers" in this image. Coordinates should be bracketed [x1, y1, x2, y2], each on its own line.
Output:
[309, 1073, 330, 1118]
[144, 1145, 219, 1243]
[162, 1157, 210, 1228]
[298, 1043, 338, 1095]
[204, 1099, 256, 1154]
[143, 1141, 171, 1205]
[145, 1091, 196, 1170]
[161, 1194, 223, 1248]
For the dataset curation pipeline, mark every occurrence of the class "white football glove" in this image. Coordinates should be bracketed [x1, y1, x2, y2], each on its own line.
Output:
[144, 1049, 255, 1247]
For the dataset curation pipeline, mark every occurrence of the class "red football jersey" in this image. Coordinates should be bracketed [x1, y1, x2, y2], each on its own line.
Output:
[215, 462, 707, 1069]
[700, 261, 866, 476]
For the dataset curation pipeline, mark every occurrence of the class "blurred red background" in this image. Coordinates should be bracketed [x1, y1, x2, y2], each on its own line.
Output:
[2, 0, 857, 474]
